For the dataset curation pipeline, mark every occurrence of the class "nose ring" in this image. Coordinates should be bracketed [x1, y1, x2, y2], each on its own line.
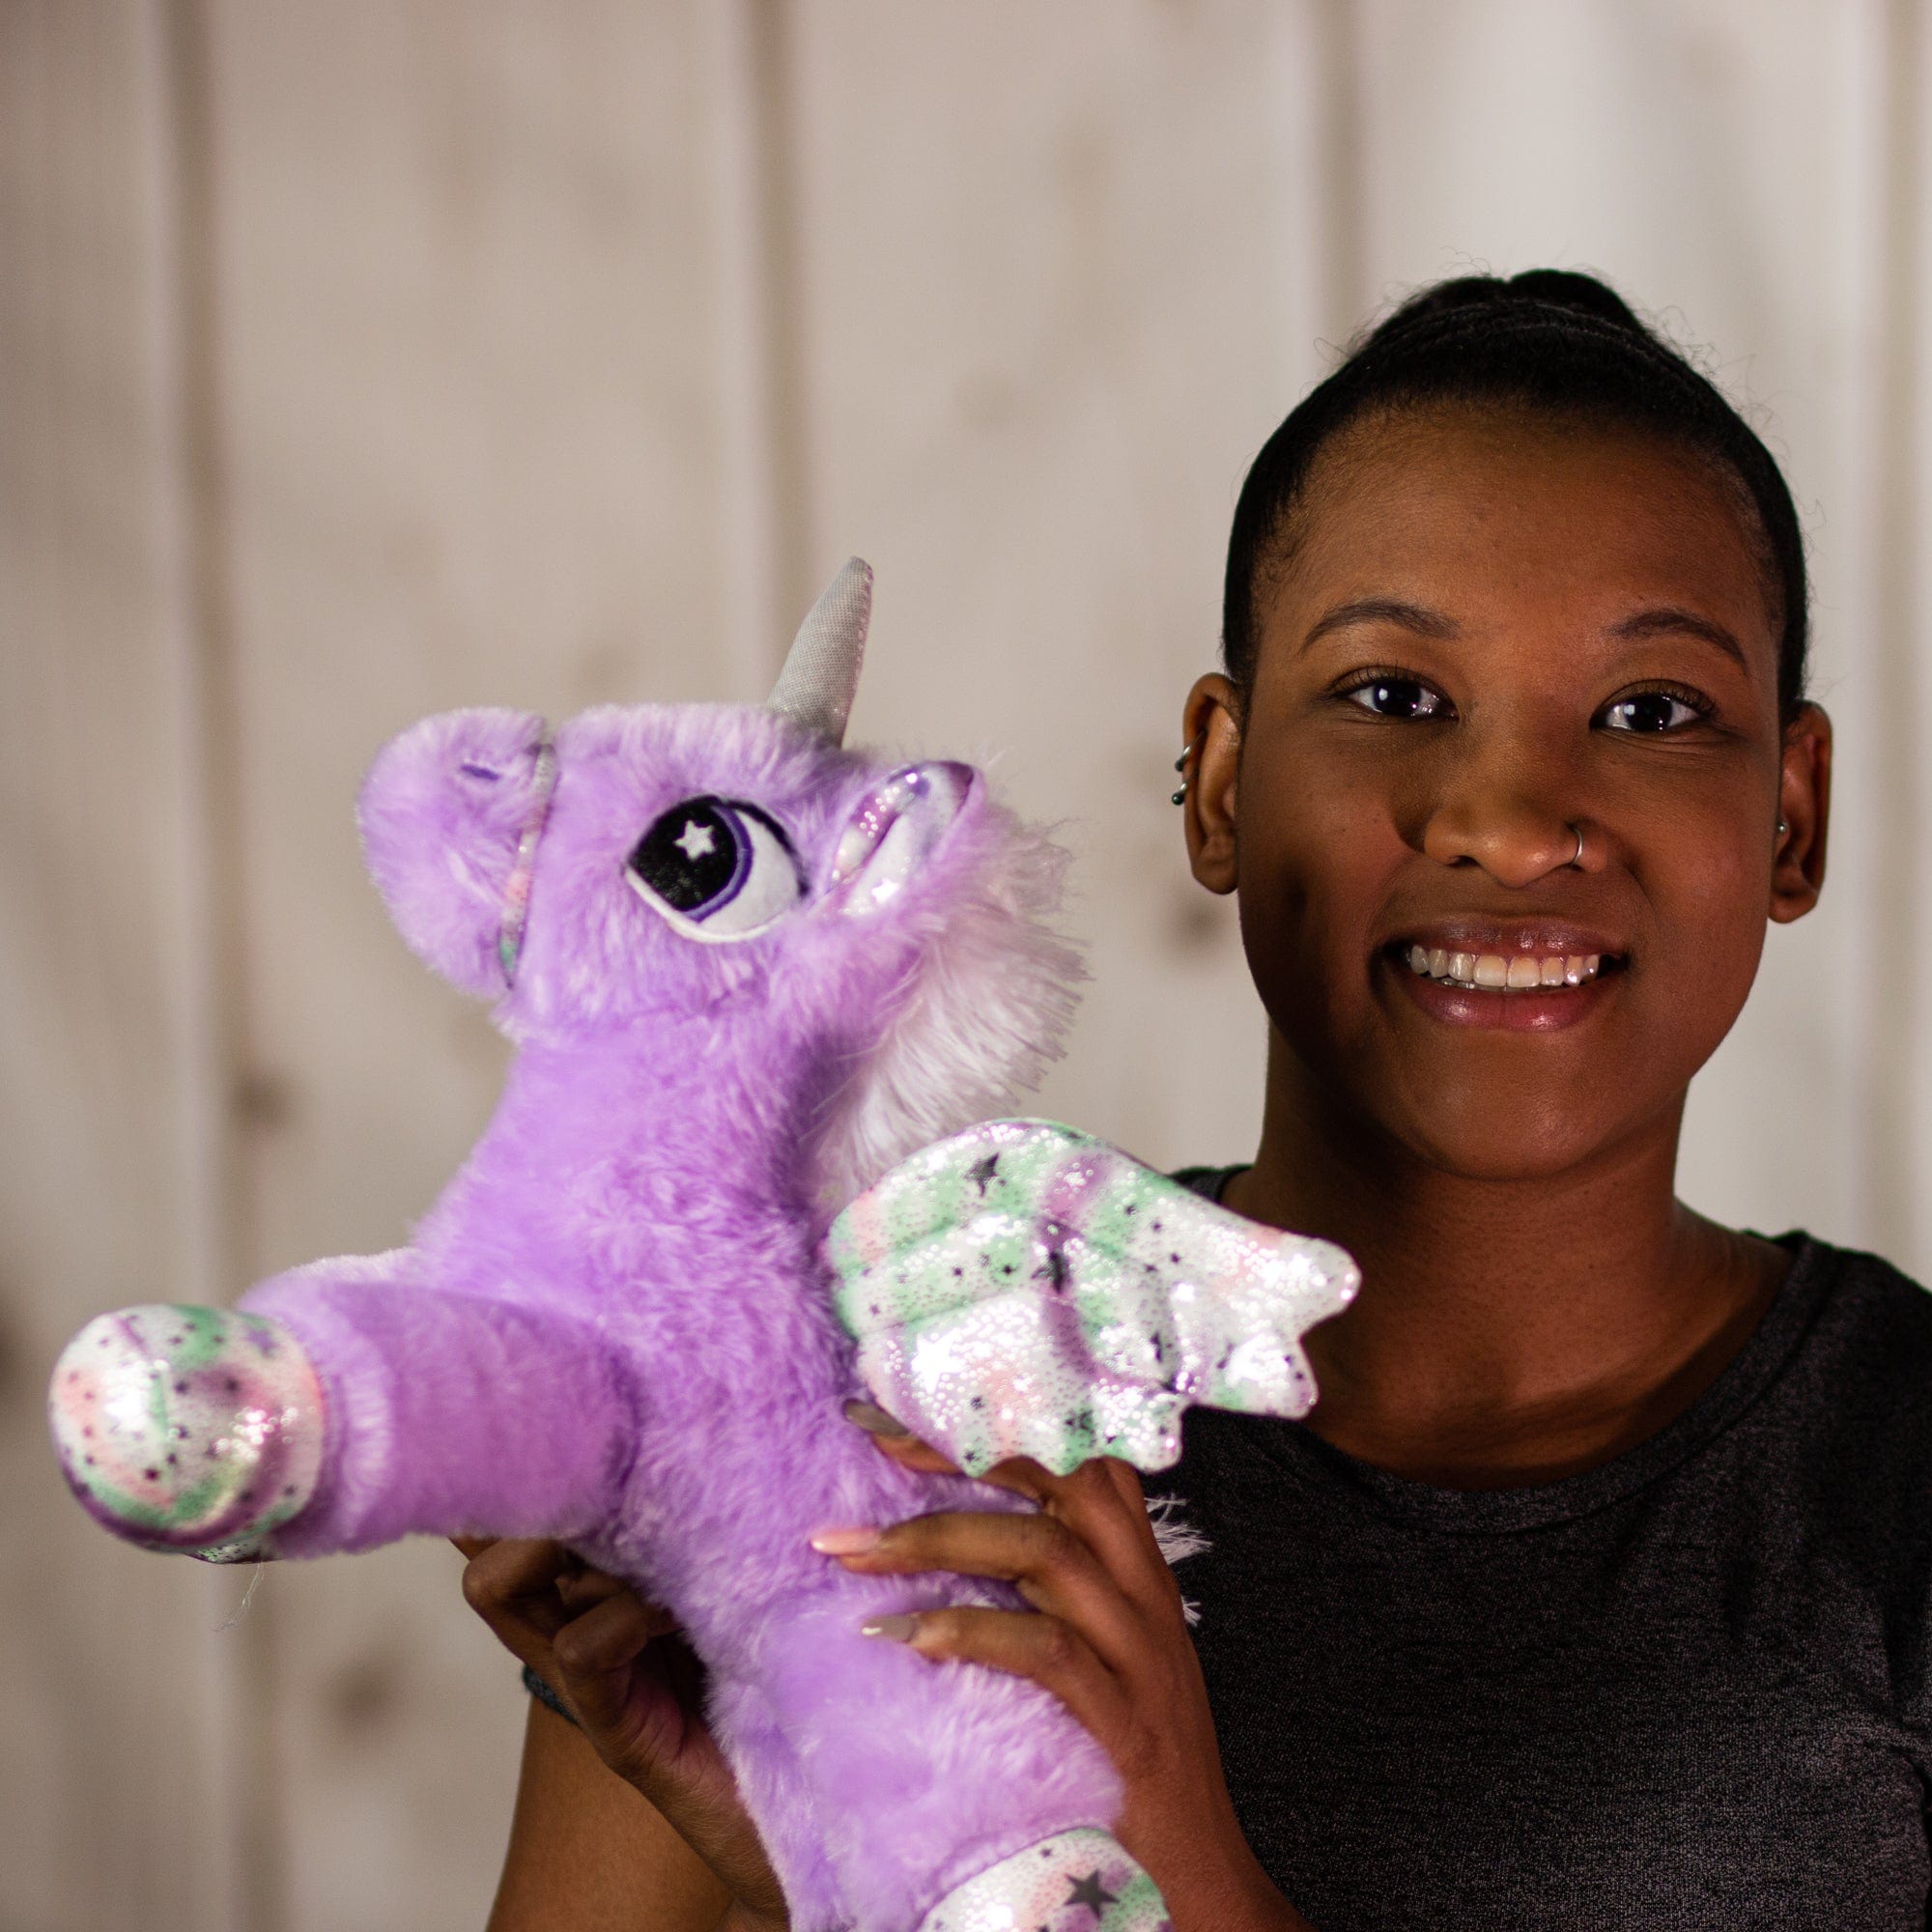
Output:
[1567, 823, 1586, 868]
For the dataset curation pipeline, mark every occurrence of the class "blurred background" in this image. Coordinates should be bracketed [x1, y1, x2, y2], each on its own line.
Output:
[6, 2, 1930, 1926]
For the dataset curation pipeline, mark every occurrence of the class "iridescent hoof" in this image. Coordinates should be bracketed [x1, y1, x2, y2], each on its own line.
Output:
[920, 1830, 1170, 1932]
[47, 1304, 324, 1558]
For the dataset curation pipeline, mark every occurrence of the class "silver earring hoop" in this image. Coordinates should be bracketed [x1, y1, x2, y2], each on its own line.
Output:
[1567, 822, 1586, 868]
[1171, 735, 1201, 807]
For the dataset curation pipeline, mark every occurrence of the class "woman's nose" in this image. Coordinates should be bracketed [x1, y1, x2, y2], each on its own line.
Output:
[1418, 747, 1586, 886]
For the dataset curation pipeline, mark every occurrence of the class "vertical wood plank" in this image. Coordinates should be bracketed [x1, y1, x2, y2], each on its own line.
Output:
[784, 0, 1335, 1173]
[0, 3, 247, 1928]
[191, 2, 770, 1923]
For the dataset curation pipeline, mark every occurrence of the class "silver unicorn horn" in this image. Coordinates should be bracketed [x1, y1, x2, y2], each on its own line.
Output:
[767, 556, 872, 745]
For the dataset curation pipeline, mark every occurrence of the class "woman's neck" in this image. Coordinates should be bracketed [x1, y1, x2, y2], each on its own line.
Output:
[1222, 1027, 1789, 1489]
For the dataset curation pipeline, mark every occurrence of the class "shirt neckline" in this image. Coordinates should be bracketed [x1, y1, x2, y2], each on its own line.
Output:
[1188, 1165, 1836, 1533]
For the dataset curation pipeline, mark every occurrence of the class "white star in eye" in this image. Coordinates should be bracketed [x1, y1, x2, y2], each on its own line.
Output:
[674, 819, 717, 860]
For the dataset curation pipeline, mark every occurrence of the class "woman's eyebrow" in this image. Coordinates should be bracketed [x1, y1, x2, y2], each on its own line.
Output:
[1300, 597, 1460, 651]
[1605, 606, 1748, 670]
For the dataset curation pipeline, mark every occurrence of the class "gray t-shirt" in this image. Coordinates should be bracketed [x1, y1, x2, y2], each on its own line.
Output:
[1170, 1168, 1932, 1930]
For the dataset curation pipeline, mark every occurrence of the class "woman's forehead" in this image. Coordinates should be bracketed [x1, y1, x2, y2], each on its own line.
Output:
[1268, 402, 1777, 652]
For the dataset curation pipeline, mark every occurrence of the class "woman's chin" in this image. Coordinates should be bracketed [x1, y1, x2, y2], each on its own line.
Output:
[1370, 1090, 1624, 1184]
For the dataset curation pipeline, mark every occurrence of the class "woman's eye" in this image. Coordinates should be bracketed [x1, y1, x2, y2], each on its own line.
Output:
[1344, 676, 1449, 721]
[625, 796, 804, 943]
[1601, 693, 1704, 734]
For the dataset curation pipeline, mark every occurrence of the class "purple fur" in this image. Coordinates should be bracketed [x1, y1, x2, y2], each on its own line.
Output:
[240, 701, 1108, 1932]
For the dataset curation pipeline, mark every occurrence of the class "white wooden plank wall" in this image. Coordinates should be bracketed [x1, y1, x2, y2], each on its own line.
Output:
[7, 3, 1924, 1926]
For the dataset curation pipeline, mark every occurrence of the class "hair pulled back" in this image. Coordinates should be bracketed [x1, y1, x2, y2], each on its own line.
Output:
[1222, 270, 1809, 720]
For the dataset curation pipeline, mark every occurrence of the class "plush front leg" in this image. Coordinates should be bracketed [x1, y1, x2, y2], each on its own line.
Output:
[49, 1303, 325, 1558]
[239, 1255, 637, 1556]
[50, 1256, 638, 1561]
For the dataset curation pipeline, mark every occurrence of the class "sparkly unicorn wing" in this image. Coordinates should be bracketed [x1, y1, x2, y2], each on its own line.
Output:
[825, 1121, 1360, 1477]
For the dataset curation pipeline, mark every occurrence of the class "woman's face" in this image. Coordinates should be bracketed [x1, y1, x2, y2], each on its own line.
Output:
[1184, 402, 1832, 1181]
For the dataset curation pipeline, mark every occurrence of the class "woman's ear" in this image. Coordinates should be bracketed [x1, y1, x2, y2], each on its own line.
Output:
[1181, 673, 1243, 895]
[1770, 701, 1832, 923]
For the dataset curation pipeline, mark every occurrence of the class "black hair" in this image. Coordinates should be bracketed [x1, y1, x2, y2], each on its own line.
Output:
[1222, 270, 1809, 720]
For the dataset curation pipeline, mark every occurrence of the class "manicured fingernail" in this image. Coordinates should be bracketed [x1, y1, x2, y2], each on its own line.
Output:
[810, 1525, 880, 1555]
[861, 1613, 920, 1641]
[842, 1399, 910, 1436]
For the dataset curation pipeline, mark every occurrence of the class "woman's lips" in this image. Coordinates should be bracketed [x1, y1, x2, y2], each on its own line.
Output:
[1403, 940, 1607, 991]
[1383, 940, 1624, 1033]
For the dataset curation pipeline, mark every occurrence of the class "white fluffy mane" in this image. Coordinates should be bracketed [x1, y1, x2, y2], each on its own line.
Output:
[807, 799, 1086, 1212]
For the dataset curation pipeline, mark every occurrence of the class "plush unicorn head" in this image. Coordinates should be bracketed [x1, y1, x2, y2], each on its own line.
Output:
[48, 560, 1355, 1932]
[359, 557, 1079, 1206]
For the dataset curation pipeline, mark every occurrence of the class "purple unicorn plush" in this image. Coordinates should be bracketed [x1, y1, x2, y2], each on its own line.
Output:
[49, 561, 1357, 1932]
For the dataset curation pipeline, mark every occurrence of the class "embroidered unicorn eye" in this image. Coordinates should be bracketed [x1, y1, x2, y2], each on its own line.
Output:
[625, 796, 805, 943]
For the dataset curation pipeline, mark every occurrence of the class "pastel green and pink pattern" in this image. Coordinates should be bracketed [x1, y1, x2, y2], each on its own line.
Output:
[917, 1829, 1170, 1932]
[827, 1121, 1359, 1477]
[48, 1303, 324, 1559]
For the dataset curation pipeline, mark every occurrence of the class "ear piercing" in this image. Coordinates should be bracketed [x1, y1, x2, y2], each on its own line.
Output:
[1171, 731, 1205, 806]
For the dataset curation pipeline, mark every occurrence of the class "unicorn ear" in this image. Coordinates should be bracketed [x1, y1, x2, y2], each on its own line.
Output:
[356, 708, 551, 996]
[821, 762, 976, 918]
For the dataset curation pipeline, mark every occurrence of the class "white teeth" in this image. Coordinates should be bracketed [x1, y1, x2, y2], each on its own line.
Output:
[1401, 945, 1614, 991]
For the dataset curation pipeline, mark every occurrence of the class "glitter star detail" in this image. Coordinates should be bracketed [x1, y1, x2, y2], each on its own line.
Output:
[968, 1153, 1000, 1197]
[675, 819, 717, 860]
[1065, 1872, 1118, 1917]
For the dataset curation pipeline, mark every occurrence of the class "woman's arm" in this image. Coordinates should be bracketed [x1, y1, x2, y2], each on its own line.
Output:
[456, 1537, 788, 1932]
[487, 1695, 731, 1932]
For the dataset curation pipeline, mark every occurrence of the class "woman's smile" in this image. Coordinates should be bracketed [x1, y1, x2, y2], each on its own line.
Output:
[1382, 938, 1623, 1032]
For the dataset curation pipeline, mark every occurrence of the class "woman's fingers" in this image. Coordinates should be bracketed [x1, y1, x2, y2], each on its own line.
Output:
[817, 1502, 1152, 1678]
[843, 1402, 962, 1476]
[553, 1589, 675, 1685]
[458, 1537, 578, 1655]
[455, 1537, 678, 1679]
[868, 1604, 1132, 1747]
[840, 1406, 1188, 1634]
[550, 1593, 703, 1767]
[1020, 1456, 1184, 1626]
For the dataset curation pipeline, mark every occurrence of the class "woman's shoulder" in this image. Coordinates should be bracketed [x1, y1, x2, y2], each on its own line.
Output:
[1773, 1227, 1932, 1358]
[1766, 1229, 1932, 1438]
[1167, 1163, 1242, 1204]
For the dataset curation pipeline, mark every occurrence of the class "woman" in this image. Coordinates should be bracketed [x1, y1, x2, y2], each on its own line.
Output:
[458, 272, 1930, 1930]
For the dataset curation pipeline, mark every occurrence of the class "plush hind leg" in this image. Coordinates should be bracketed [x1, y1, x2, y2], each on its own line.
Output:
[752, 1606, 1171, 1932]
[919, 1831, 1170, 1932]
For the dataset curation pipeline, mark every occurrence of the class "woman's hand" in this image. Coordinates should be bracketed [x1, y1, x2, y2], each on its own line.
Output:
[453, 1535, 788, 1930]
[821, 1408, 1308, 1932]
